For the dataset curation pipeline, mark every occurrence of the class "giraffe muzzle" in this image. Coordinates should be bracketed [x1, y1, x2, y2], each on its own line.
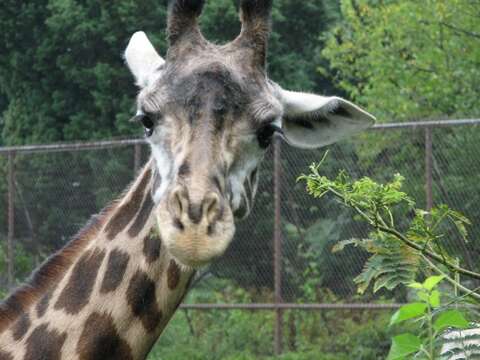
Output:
[156, 185, 235, 268]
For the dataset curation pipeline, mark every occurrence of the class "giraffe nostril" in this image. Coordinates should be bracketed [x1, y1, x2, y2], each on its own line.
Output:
[170, 187, 188, 218]
[169, 188, 223, 225]
[203, 192, 221, 223]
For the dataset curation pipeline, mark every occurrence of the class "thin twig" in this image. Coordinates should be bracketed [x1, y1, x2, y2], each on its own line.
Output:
[421, 255, 480, 301]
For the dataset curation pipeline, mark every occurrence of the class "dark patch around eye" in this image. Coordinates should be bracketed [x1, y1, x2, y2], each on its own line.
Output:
[134, 113, 157, 137]
[257, 124, 277, 149]
[141, 115, 154, 129]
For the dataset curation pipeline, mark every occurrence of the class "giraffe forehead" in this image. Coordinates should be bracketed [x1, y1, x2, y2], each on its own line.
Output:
[168, 65, 249, 114]
[142, 57, 270, 118]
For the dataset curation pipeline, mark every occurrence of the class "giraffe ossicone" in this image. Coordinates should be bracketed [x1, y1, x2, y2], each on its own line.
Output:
[0, 1, 375, 359]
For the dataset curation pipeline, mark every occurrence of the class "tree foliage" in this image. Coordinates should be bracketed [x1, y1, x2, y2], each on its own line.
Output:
[0, 0, 337, 145]
[322, 0, 480, 121]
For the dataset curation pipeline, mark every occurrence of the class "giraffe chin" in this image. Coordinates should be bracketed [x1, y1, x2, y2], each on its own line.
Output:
[155, 209, 236, 269]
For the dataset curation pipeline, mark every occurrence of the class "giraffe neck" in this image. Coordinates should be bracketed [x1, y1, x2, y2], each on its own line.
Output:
[0, 159, 196, 360]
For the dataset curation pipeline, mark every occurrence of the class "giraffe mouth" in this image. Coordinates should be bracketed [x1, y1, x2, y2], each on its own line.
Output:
[155, 202, 235, 268]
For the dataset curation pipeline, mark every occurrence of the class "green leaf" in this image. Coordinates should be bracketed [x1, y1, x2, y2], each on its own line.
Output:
[423, 275, 445, 291]
[331, 238, 367, 253]
[408, 282, 423, 289]
[429, 290, 440, 308]
[390, 303, 427, 325]
[434, 310, 469, 332]
[447, 208, 471, 241]
[386, 333, 422, 360]
[417, 290, 429, 304]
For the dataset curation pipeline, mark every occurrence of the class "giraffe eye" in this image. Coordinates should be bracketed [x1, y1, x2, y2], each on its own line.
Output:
[257, 124, 277, 149]
[140, 114, 155, 137]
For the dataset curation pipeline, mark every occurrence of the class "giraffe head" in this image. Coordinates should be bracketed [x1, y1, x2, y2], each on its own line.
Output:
[124, 0, 375, 268]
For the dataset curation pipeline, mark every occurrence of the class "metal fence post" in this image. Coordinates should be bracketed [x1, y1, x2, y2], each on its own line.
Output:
[425, 127, 433, 211]
[273, 137, 283, 355]
[7, 152, 16, 287]
[134, 143, 142, 175]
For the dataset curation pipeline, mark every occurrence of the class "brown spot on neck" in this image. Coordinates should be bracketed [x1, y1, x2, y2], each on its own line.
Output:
[143, 234, 162, 264]
[77, 312, 133, 360]
[54, 248, 106, 314]
[0, 350, 13, 360]
[11, 312, 30, 341]
[105, 168, 152, 240]
[24, 324, 67, 360]
[36, 285, 56, 318]
[127, 192, 155, 237]
[167, 260, 181, 290]
[126, 271, 162, 332]
[100, 249, 130, 294]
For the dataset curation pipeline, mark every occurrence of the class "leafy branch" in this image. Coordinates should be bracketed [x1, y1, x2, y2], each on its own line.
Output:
[299, 161, 480, 299]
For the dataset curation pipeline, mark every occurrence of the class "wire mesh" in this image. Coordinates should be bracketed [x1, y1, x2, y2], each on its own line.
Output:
[0, 121, 479, 305]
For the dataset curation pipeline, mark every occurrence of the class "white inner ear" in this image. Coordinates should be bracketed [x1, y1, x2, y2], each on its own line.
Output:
[281, 90, 333, 115]
[125, 31, 165, 88]
[279, 89, 376, 149]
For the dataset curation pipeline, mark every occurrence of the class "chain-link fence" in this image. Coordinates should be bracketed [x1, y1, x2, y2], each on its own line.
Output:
[1, 119, 479, 356]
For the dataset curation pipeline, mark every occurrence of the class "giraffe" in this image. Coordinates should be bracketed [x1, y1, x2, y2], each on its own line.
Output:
[0, 1, 375, 359]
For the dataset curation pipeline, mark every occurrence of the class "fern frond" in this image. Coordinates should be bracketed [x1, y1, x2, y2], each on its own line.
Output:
[354, 251, 419, 294]
[335, 232, 421, 294]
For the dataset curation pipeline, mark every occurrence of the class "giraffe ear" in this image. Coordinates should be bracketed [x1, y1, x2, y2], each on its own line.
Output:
[125, 31, 165, 88]
[279, 89, 376, 149]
